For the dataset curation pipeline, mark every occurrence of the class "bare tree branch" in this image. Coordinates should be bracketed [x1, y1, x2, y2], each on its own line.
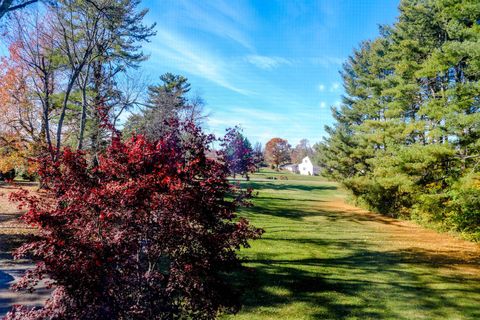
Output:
[0, 0, 39, 20]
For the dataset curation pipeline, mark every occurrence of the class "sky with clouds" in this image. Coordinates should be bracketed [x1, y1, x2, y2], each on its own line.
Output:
[139, 0, 399, 146]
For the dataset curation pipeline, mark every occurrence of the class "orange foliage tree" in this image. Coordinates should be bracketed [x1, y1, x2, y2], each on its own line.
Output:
[264, 138, 291, 170]
[0, 42, 41, 176]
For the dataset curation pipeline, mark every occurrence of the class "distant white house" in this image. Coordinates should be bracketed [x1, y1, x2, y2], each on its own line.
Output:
[298, 156, 319, 176]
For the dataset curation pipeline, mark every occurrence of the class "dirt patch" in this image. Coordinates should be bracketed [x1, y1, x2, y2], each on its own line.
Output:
[0, 182, 37, 234]
[317, 198, 480, 273]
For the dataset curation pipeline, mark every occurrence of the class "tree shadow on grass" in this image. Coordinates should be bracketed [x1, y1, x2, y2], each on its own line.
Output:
[246, 204, 321, 221]
[258, 196, 328, 203]
[242, 181, 404, 227]
[230, 248, 480, 319]
[244, 181, 337, 193]
[248, 203, 407, 228]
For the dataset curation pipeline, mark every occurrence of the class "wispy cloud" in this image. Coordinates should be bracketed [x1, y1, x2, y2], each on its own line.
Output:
[207, 107, 287, 129]
[172, 0, 254, 50]
[232, 107, 288, 121]
[319, 101, 327, 108]
[246, 56, 344, 70]
[318, 84, 325, 92]
[245, 55, 292, 70]
[147, 29, 251, 95]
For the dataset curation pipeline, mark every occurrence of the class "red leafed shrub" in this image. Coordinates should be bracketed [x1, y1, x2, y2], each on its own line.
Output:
[6, 121, 263, 320]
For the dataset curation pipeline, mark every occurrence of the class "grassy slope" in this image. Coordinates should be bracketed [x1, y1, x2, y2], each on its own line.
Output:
[224, 170, 480, 320]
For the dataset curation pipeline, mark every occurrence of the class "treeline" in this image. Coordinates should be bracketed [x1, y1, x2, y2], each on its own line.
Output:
[0, 0, 156, 173]
[0, 0, 217, 179]
[317, 0, 480, 240]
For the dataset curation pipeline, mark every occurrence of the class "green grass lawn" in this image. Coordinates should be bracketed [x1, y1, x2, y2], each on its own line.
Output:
[223, 170, 480, 320]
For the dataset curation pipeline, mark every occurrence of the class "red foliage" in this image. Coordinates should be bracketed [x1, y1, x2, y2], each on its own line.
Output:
[6, 121, 263, 319]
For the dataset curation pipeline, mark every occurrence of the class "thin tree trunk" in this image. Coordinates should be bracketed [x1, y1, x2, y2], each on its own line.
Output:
[90, 61, 102, 167]
[77, 82, 88, 150]
[43, 68, 53, 156]
[55, 62, 87, 159]
[55, 77, 76, 158]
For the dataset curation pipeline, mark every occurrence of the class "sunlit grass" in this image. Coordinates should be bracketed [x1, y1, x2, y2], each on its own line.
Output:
[223, 170, 480, 320]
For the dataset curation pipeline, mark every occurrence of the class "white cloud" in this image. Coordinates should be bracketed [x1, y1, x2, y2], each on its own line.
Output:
[330, 82, 340, 91]
[320, 101, 327, 109]
[318, 84, 325, 92]
[147, 29, 251, 95]
[245, 55, 292, 70]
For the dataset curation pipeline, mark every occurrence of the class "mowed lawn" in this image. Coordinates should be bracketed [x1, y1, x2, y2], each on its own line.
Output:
[224, 170, 480, 320]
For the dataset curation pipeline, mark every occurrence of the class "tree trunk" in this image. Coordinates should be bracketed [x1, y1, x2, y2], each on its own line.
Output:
[55, 67, 83, 159]
[42, 67, 53, 157]
[89, 61, 102, 167]
[77, 83, 88, 150]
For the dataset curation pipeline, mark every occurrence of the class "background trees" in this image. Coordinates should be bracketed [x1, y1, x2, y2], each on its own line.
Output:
[222, 127, 256, 179]
[0, 0, 155, 167]
[124, 73, 207, 141]
[252, 142, 265, 170]
[290, 139, 313, 164]
[318, 0, 480, 240]
[0, 41, 43, 177]
[264, 138, 291, 170]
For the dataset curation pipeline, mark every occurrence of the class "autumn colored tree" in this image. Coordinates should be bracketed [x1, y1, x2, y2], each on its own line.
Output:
[6, 120, 262, 319]
[1, 0, 155, 168]
[0, 132, 30, 179]
[0, 42, 40, 177]
[222, 127, 256, 180]
[264, 138, 291, 170]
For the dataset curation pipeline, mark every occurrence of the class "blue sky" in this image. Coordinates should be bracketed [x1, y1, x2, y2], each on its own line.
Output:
[140, 0, 400, 146]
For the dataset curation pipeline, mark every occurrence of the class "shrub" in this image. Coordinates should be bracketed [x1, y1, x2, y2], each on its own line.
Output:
[446, 174, 480, 240]
[7, 121, 262, 319]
